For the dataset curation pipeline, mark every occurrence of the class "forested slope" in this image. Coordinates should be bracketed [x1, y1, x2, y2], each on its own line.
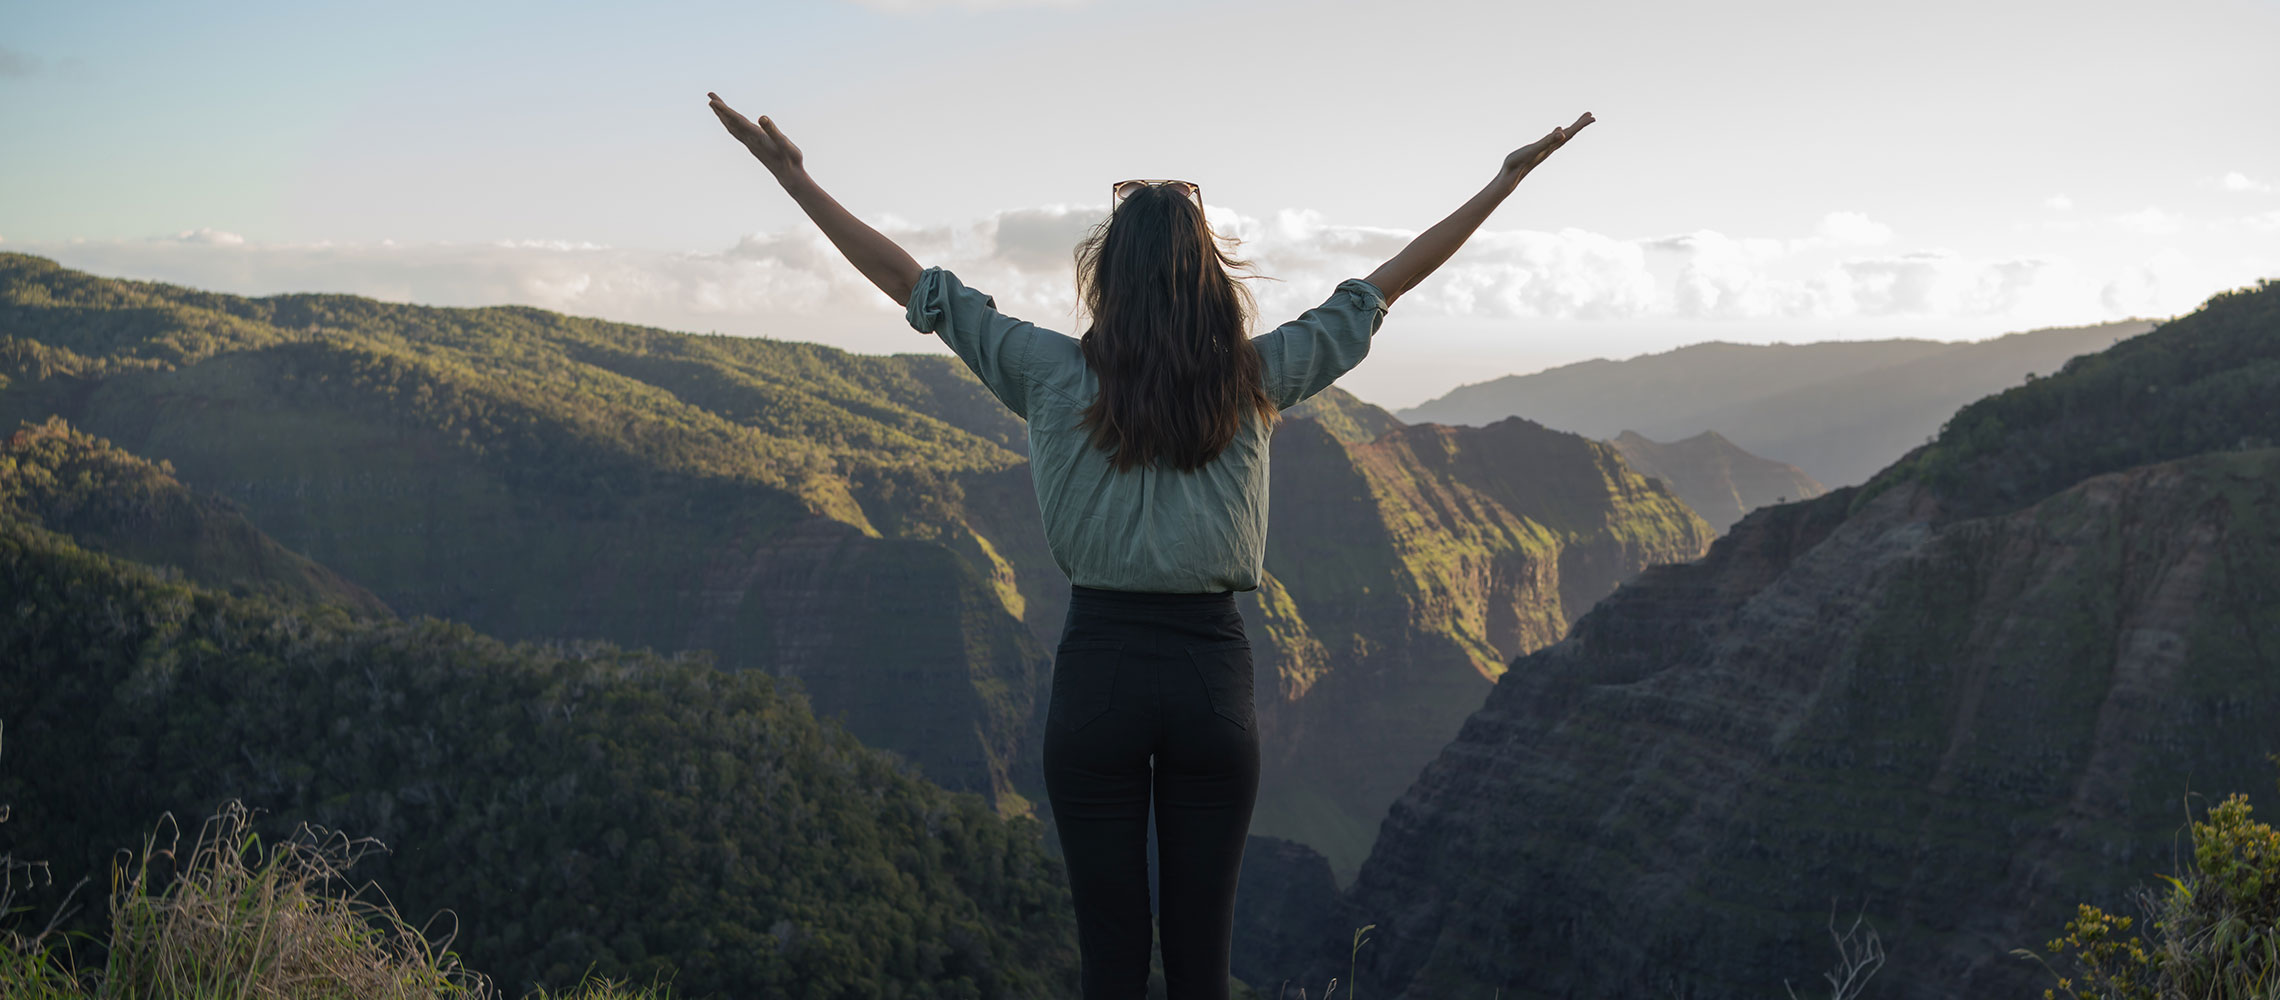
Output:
[0, 505, 1079, 997]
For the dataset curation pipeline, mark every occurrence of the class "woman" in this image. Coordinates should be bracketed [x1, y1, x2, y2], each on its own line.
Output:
[707, 92, 1591, 999]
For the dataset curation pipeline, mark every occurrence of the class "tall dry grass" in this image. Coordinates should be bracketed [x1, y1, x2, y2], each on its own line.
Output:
[95, 800, 492, 999]
[2, 720, 669, 1000]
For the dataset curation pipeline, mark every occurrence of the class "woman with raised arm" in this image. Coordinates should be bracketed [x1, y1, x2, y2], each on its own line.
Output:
[708, 92, 1591, 1000]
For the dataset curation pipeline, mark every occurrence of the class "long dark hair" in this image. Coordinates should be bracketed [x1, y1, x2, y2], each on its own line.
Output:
[1073, 184, 1277, 472]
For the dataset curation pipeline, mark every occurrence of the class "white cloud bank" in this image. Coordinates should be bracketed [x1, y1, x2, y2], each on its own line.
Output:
[2219, 171, 2274, 194]
[13, 207, 2261, 358]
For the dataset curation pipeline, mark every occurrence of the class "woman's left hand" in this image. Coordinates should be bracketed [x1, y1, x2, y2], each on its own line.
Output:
[708, 92, 805, 177]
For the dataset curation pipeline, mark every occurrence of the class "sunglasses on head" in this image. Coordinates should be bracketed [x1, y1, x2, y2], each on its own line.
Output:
[1112, 179, 1202, 207]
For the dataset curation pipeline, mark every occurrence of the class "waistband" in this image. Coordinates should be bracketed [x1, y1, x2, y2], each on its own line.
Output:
[1068, 584, 1237, 613]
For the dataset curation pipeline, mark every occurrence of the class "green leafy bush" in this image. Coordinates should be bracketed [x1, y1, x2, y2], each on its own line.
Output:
[2026, 769, 2280, 999]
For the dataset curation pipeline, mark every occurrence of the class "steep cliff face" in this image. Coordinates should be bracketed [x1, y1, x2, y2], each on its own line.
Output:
[1243, 415, 1713, 877]
[1610, 428, 1826, 532]
[1267, 280, 2280, 999]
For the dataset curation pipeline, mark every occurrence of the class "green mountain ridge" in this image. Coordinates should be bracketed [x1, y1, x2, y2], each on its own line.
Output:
[0, 252, 1714, 882]
[0, 416, 390, 614]
[0, 251, 1053, 816]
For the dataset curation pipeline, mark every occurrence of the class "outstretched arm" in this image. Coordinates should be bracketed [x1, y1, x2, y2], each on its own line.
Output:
[1363, 112, 1595, 306]
[707, 92, 923, 307]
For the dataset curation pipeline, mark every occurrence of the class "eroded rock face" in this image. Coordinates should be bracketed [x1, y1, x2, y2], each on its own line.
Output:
[1265, 451, 2280, 999]
[1241, 414, 1713, 879]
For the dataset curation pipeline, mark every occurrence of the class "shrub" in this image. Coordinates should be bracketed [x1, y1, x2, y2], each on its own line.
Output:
[2024, 769, 2280, 999]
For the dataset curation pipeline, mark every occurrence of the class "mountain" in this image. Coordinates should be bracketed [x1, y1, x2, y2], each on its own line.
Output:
[0, 416, 391, 614]
[0, 463, 1081, 997]
[0, 253, 1712, 880]
[1396, 320, 2154, 487]
[1241, 413, 1710, 876]
[1259, 280, 2280, 998]
[0, 251, 1053, 814]
[1608, 428, 1825, 532]
[1285, 385, 1406, 444]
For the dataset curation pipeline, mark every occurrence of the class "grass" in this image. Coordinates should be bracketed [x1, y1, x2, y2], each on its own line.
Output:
[1, 724, 672, 1000]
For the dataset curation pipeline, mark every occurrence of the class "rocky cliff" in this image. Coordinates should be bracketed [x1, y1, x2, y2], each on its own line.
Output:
[1243, 413, 1712, 877]
[1263, 280, 2280, 998]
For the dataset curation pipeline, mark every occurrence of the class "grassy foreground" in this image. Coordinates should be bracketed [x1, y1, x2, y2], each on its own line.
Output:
[1, 738, 669, 999]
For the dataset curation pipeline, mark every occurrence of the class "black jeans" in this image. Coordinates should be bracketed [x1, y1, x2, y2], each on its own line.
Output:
[1044, 584, 1261, 1000]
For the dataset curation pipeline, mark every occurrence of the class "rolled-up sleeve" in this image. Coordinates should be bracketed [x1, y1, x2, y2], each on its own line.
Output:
[1252, 278, 1389, 410]
[906, 266, 1036, 419]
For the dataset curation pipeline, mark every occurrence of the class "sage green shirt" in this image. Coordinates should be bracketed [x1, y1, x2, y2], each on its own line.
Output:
[906, 267, 1389, 593]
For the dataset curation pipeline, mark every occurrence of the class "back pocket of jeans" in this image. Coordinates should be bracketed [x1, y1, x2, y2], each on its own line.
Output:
[1186, 638, 1255, 731]
[1051, 640, 1125, 734]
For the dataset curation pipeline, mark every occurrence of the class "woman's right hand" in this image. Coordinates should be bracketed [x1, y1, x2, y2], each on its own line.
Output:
[708, 92, 805, 177]
[1500, 112, 1595, 180]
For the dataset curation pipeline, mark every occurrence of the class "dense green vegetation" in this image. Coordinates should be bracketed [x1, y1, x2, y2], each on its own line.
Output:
[0, 416, 391, 614]
[2027, 769, 2280, 999]
[1866, 278, 2280, 519]
[0, 250, 1052, 807]
[0, 512, 1079, 997]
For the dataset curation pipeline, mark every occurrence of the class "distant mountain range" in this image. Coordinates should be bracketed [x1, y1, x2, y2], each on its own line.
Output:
[1607, 428, 1824, 532]
[1396, 320, 2154, 488]
[1253, 282, 2280, 998]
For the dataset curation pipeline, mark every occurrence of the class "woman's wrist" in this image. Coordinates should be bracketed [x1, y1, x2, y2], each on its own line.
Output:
[770, 162, 815, 192]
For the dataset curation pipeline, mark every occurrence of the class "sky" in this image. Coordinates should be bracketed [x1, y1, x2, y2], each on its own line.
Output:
[3, 0, 2277, 408]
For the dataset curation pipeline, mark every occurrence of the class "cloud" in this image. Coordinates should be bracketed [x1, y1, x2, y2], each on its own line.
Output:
[15, 204, 2252, 356]
[2219, 171, 2274, 194]
[2101, 248, 2196, 316]
[169, 228, 246, 246]
[1814, 211, 1894, 246]
[2112, 206, 2183, 236]
[2044, 194, 2075, 211]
